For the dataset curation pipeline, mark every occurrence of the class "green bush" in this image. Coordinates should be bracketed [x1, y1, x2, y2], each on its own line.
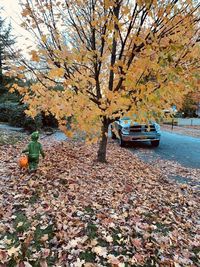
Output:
[23, 114, 43, 132]
[41, 111, 58, 128]
[0, 103, 19, 122]
[0, 92, 21, 103]
[0, 103, 57, 131]
[8, 104, 26, 127]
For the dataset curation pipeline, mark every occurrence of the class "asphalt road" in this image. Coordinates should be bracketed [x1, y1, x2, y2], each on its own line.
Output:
[128, 130, 200, 169]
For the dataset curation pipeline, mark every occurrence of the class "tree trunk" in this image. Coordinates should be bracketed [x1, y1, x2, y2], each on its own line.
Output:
[97, 118, 109, 163]
[0, 45, 3, 85]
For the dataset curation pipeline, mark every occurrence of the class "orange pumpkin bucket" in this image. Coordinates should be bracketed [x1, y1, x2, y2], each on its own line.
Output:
[18, 155, 28, 168]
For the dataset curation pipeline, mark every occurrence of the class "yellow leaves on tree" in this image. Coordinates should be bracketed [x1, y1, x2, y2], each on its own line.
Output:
[10, 0, 200, 162]
[21, 8, 31, 17]
[30, 50, 40, 62]
[41, 35, 47, 43]
[49, 68, 65, 78]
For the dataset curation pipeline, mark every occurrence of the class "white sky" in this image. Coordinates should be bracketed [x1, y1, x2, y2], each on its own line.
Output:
[0, 0, 36, 54]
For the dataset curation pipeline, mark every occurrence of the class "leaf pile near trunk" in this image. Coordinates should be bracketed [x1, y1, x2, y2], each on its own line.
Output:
[0, 139, 199, 266]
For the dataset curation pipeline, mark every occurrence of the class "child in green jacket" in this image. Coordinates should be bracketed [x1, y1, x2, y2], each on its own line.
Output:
[22, 131, 45, 172]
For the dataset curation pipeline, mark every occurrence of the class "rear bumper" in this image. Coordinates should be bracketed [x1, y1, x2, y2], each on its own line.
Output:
[121, 133, 161, 142]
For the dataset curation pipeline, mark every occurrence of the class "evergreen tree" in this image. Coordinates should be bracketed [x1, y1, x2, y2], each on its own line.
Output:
[0, 11, 15, 94]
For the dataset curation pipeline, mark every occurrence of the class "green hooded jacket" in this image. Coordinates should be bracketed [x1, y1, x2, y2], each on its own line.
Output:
[22, 131, 45, 160]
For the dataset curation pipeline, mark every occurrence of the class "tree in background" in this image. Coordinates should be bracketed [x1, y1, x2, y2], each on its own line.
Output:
[181, 92, 198, 117]
[9, 0, 200, 162]
[181, 89, 200, 117]
[0, 11, 16, 92]
[180, 71, 200, 117]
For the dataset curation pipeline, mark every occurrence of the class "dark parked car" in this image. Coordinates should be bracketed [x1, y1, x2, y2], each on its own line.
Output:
[111, 117, 161, 147]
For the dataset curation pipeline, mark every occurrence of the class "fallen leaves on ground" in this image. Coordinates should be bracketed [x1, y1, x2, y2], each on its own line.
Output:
[150, 158, 200, 189]
[0, 137, 200, 266]
[133, 145, 200, 189]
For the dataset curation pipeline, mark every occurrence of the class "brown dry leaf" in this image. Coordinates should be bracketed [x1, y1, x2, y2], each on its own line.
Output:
[40, 234, 48, 242]
[0, 134, 199, 266]
[0, 249, 8, 263]
[92, 246, 108, 258]
[84, 263, 97, 267]
[40, 259, 48, 267]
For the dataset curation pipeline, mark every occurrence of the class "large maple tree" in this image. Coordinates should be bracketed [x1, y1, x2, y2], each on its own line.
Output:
[9, 0, 200, 162]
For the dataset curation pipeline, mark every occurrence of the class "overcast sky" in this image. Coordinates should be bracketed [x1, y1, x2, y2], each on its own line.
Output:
[0, 0, 35, 53]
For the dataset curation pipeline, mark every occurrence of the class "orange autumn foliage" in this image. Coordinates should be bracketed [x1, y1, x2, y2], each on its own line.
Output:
[8, 0, 200, 161]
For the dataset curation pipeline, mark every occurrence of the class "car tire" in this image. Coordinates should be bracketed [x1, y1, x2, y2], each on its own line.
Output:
[119, 132, 126, 147]
[111, 127, 117, 139]
[151, 140, 160, 147]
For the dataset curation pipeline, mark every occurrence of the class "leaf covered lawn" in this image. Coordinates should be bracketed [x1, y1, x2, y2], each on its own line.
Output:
[0, 139, 199, 266]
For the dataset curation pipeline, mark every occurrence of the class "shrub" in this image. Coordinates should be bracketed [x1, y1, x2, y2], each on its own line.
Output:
[0, 92, 21, 103]
[0, 103, 20, 122]
[8, 104, 26, 127]
[0, 103, 57, 131]
[23, 114, 43, 132]
[41, 111, 58, 128]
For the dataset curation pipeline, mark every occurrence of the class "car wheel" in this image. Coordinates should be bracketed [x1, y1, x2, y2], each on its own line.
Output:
[151, 140, 160, 147]
[111, 127, 117, 139]
[119, 132, 126, 147]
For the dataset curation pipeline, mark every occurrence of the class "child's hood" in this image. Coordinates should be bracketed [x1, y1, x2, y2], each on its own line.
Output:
[31, 131, 39, 141]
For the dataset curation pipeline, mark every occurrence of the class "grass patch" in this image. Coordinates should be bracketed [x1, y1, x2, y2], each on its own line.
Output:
[0, 131, 25, 145]
[86, 223, 98, 239]
[80, 250, 96, 262]
[29, 191, 40, 204]
[0, 212, 55, 266]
